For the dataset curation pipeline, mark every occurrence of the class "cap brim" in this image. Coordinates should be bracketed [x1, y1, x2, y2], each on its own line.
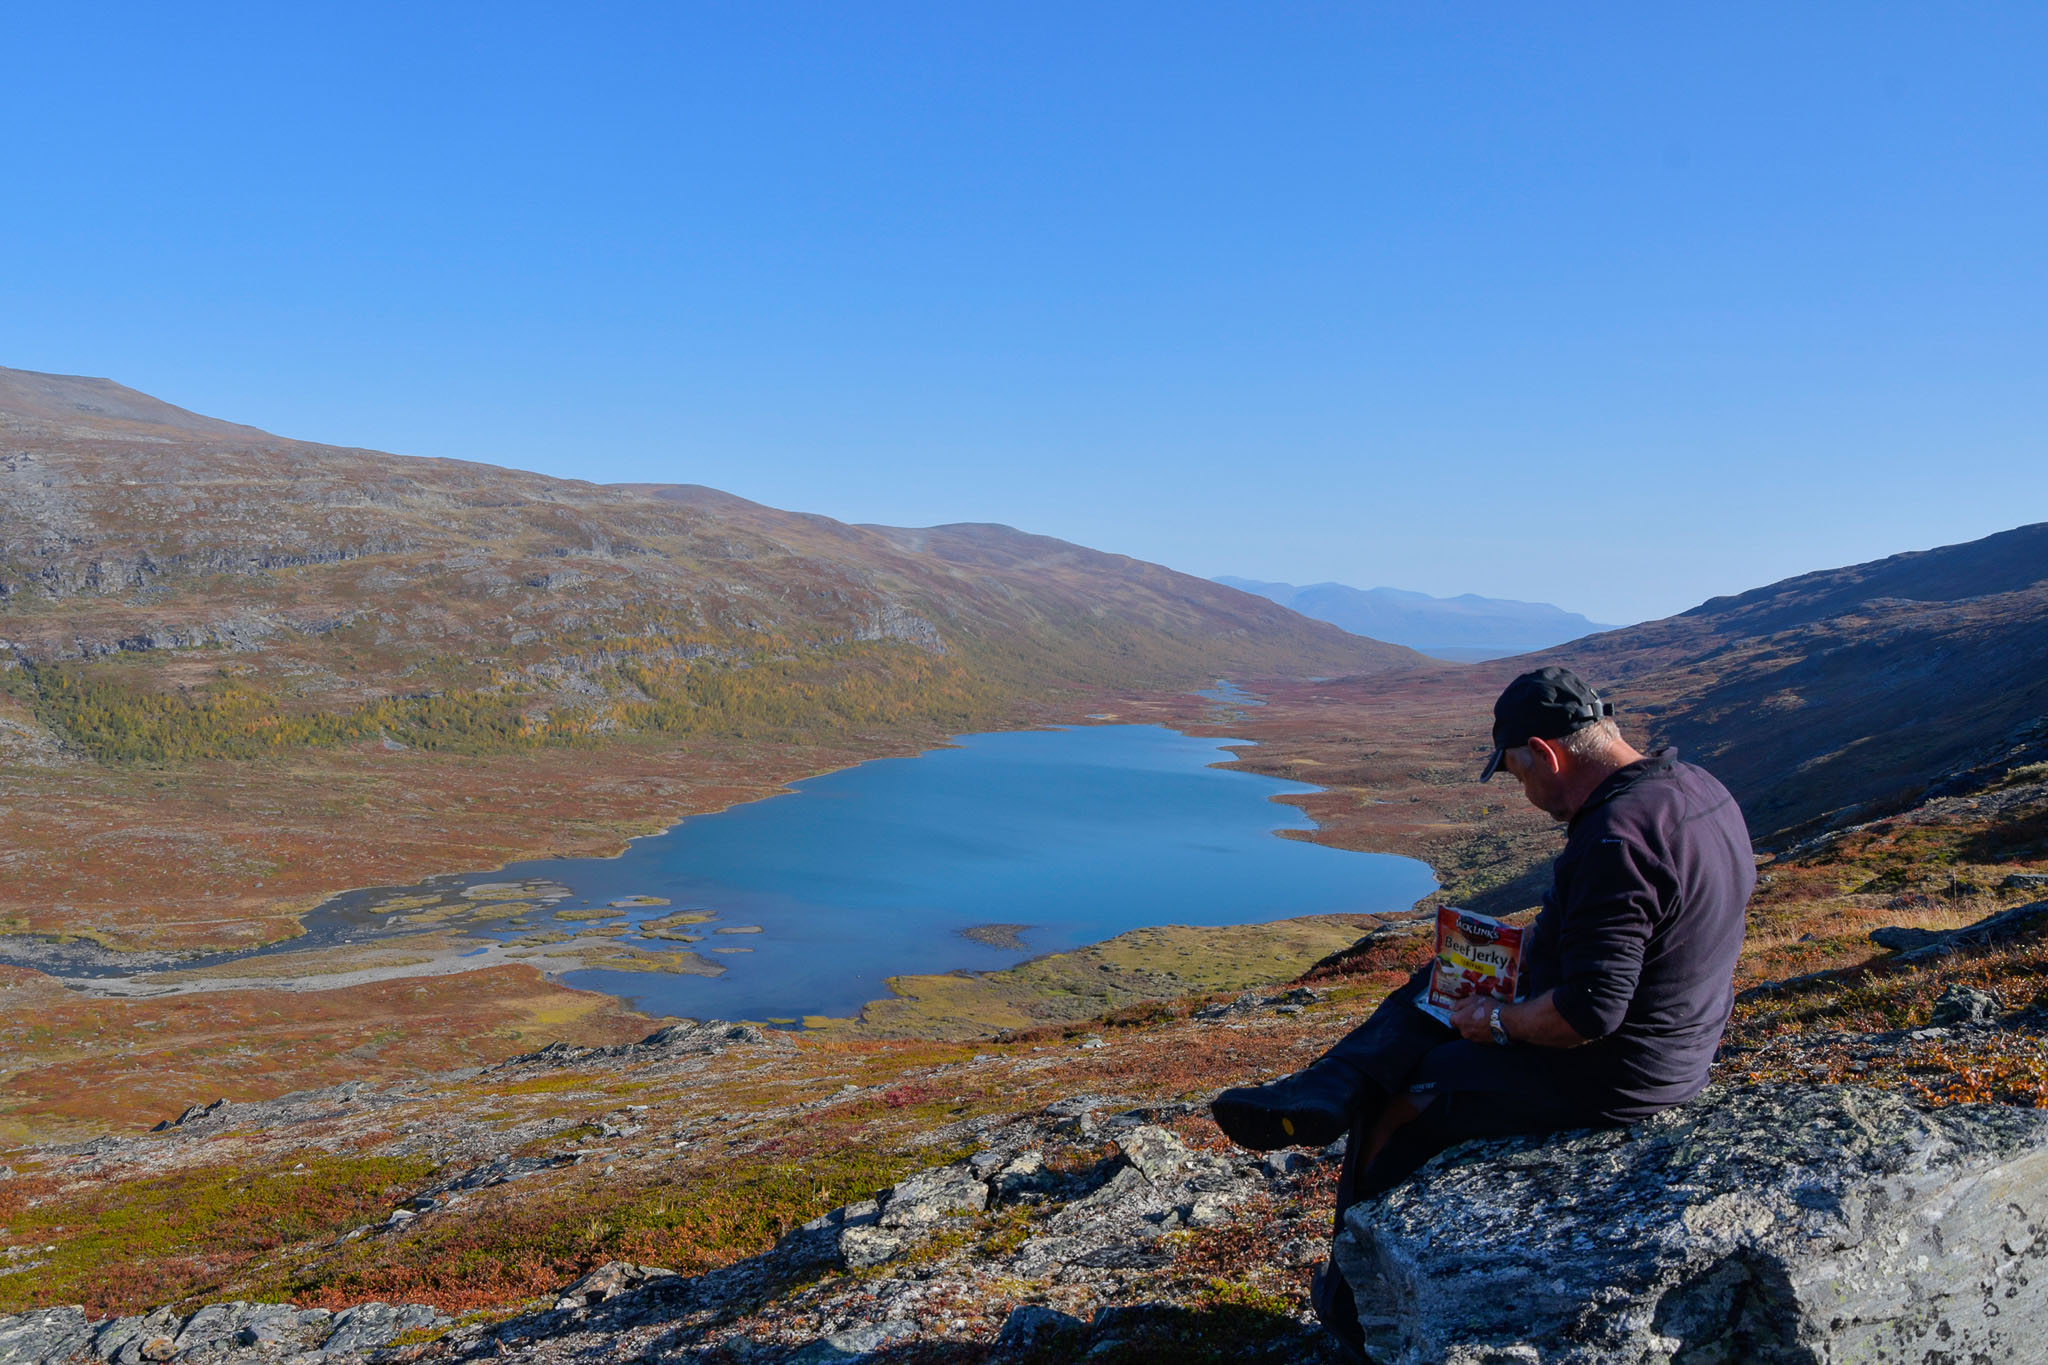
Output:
[1479, 748, 1503, 783]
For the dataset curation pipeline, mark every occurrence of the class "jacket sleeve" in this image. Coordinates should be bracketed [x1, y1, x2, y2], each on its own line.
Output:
[1549, 835, 1661, 1041]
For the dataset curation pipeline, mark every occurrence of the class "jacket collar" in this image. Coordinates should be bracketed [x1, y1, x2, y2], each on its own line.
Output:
[1568, 747, 1679, 831]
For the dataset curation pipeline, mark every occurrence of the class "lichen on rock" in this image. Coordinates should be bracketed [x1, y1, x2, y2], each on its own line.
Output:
[1333, 1083, 2048, 1364]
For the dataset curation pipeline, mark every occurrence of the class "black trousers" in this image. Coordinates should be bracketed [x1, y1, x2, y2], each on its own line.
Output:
[1309, 968, 1608, 1358]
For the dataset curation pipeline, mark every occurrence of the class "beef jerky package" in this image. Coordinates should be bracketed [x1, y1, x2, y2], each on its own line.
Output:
[1415, 905, 1527, 1024]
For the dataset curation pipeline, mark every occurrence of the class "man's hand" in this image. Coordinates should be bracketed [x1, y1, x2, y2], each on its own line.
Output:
[1447, 990, 1592, 1049]
[1448, 993, 1497, 1044]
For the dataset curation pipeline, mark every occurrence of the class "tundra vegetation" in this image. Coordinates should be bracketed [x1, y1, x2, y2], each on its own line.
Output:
[2, 677, 2043, 1347]
[3, 375, 2045, 1356]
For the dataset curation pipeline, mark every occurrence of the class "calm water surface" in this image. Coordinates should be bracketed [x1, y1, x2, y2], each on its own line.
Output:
[432, 723, 1436, 1020]
[30, 724, 1435, 1021]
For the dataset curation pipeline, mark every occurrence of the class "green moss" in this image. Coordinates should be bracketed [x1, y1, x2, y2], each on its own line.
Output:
[493, 1076, 597, 1096]
[816, 916, 1379, 1039]
[0, 1154, 434, 1314]
[276, 1140, 977, 1305]
[1197, 1276, 1294, 1314]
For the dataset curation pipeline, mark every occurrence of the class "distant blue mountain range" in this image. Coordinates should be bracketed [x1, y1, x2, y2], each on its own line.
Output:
[1213, 576, 1618, 662]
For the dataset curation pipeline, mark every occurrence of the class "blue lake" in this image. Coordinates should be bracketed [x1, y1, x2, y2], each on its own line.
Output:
[371, 722, 1436, 1021]
[7, 723, 1442, 1021]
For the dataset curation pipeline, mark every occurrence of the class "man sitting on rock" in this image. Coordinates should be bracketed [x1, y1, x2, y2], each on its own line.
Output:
[1209, 666, 1754, 1355]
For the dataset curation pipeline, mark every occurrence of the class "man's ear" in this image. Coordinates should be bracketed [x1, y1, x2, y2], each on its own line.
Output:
[1526, 735, 1566, 774]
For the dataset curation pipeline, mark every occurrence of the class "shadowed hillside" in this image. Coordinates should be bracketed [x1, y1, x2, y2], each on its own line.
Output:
[1173, 523, 2048, 922]
[1549, 523, 2048, 845]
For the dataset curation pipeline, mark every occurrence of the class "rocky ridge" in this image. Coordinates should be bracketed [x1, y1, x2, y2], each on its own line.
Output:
[19, 1076, 2048, 1364]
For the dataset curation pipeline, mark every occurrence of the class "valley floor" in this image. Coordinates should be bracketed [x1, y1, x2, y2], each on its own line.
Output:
[3, 675, 2046, 1361]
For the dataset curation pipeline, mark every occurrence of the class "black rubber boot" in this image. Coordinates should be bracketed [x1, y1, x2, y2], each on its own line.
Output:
[1209, 1056, 1376, 1151]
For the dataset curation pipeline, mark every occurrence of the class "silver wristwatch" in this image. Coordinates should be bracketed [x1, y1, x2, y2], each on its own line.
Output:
[1488, 1004, 1509, 1047]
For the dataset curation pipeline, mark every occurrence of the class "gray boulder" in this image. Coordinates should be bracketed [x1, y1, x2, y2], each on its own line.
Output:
[993, 1304, 1085, 1351]
[1333, 1084, 2048, 1364]
[0, 1308, 93, 1365]
[1870, 898, 2048, 963]
[319, 1302, 444, 1356]
[833, 1226, 904, 1270]
[167, 1304, 254, 1360]
[876, 1163, 988, 1229]
[235, 1306, 329, 1351]
[89, 1308, 182, 1363]
[1115, 1124, 1194, 1187]
[1929, 983, 2003, 1027]
[790, 1195, 890, 1268]
[989, 1151, 1057, 1204]
[812, 1161, 996, 1270]
[551, 1261, 677, 1309]
[168, 1302, 324, 1360]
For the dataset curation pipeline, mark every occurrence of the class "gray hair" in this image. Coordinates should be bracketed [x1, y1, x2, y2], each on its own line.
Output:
[1502, 718, 1626, 773]
[1559, 717, 1624, 762]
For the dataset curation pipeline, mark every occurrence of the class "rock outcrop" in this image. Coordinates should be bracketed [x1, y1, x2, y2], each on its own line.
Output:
[1333, 1084, 2048, 1364]
[13, 1058, 2048, 1363]
[0, 1302, 445, 1365]
[1869, 897, 2048, 963]
[551, 1263, 678, 1311]
[488, 1020, 782, 1072]
[0, 1100, 1343, 1365]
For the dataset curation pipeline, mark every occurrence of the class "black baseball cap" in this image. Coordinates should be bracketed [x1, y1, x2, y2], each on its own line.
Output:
[1479, 666, 1616, 782]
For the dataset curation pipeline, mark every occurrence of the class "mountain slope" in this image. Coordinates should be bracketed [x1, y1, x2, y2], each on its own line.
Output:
[0, 366, 1419, 765]
[1530, 524, 2048, 844]
[0, 366, 275, 443]
[1200, 523, 2048, 915]
[607, 486, 1382, 691]
[0, 365, 1422, 953]
[1214, 575, 1613, 659]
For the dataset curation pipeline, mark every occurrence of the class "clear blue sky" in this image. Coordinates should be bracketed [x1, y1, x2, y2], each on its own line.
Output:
[4, 4, 2042, 624]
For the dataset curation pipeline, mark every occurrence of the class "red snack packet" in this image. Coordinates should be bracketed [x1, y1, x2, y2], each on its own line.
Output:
[1416, 905, 1526, 1024]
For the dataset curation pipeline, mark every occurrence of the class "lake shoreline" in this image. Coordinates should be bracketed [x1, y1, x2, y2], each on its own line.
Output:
[3, 693, 1438, 1023]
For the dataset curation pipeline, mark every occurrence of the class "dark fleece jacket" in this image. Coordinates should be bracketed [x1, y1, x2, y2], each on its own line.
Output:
[1522, 749, 1755, 1122]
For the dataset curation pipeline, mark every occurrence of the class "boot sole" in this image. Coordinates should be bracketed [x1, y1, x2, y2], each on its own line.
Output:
[1210, 1092, 1346, 1152]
